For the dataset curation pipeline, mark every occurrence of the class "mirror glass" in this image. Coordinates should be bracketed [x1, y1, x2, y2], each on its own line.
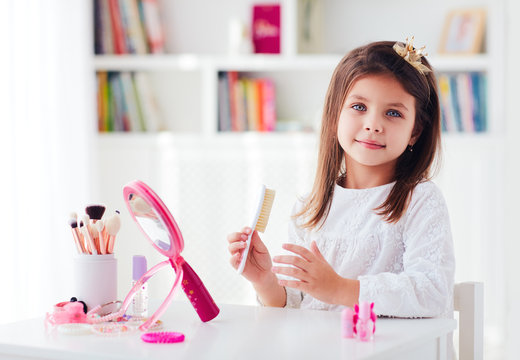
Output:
[128, 193, 171, 251]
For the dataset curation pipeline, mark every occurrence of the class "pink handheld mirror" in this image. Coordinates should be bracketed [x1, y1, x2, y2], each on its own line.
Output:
[92, 180, 219, 331]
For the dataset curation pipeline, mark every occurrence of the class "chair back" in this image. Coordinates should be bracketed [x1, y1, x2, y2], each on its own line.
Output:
[454, 282, 483, 360]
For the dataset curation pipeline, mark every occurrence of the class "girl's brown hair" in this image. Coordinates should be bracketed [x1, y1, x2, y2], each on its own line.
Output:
[297, 41, 441, 228]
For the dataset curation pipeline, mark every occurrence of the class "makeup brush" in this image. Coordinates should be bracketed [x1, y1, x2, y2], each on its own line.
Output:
[91, 224, 100, 253]
[80, 214, 98, 255]
[105, 211, 121, 254]
[95, 220, 106, 254]
[85, 204, 106, 223]
[68, 218, 85, 254]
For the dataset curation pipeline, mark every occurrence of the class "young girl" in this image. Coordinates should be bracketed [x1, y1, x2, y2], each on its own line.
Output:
[227, 39, 455, 319]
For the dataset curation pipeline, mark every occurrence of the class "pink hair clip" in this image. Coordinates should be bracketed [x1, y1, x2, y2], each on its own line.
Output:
[141, 332, 185, 344]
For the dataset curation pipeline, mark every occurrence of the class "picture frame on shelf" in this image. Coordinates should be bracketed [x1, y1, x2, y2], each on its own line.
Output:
[438, 8, 486, 55]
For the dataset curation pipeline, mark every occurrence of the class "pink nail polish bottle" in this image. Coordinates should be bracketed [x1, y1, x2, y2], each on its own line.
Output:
[341, 307, 355, 338]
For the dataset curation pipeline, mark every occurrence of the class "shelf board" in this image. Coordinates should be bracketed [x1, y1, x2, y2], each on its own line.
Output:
[211, 54, 342, 71]
[429, 54, 489, 72]
[93, 54, 342, 72]
[93, 54, 203, 71]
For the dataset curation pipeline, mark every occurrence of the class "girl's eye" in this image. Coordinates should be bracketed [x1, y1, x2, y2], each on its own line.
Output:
[387, 110, 402, 117]
[352, 104, 366, 111]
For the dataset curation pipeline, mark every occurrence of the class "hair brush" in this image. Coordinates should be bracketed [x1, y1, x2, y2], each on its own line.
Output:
[237, 184, 275, 274]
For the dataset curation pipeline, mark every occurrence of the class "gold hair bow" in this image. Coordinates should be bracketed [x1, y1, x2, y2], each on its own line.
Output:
[393, 37, 431, 75]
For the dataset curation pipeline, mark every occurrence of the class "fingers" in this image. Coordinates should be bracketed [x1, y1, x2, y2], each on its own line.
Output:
[310, 241, 325, 260]
[228, 240, 246, 254]
[271, 265, 308, 282]
[277, 278, 306, 290]
[282, 243, 314, 261]
[272, 254, 307, 270]
[229, 252, 241, 269]
[227, 231, 249, 244]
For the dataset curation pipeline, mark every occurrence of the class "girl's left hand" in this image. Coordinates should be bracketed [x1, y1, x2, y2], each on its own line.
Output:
[271, 241, 345, 305]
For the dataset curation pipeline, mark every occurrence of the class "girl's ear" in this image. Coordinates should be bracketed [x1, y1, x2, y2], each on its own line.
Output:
[409, 133, 420, 146]
[409, 125, 422, 146]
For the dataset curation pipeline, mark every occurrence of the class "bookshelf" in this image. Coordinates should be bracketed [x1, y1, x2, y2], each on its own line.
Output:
[91, 0, 505, 325]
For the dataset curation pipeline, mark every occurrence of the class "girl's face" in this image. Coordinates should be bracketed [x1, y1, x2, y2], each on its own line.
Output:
[337, 73, 417, 177]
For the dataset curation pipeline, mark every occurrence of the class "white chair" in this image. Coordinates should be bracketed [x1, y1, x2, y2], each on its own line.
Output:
[453, 282, 484, 360]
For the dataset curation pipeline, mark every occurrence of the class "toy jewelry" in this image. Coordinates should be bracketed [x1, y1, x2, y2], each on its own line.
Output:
[91, 323, 130, 336]
[141, 332, 185, 344]
[89, 180, 219, 331]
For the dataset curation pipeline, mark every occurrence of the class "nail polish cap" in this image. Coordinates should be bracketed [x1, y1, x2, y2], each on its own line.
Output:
[133, 255, 147, 281]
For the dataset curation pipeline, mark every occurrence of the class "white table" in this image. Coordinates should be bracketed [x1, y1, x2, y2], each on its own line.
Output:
[0, 301, 456, 359]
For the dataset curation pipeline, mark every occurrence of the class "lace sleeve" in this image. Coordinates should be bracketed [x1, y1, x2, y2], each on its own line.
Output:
[358, 183, 455, 318]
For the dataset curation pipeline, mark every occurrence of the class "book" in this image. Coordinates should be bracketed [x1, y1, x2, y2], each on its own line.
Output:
[109, 73, 128, 131]
[437, 72, 487, 133]
[475, 73, 487, 132]
[99, 0, 115, 54]
[438, 74, 457, 132]
[227, 71, 239, 131]
[140, 0, 165, 54]
[448, 75, 462, 132]
[120, 72, 144, 131]
[252, 4, 281, 54]
[119, 0, 148, 54]
[94, 0, 103, 54]
[133, 72, 164, 131]
[217, 73, 277, 132]
[245, 79, 260, 131]
[456, 73, 474, 132]
[260, 78, 276, 132]
[97, 72, 107, 131]
[218, 72, 232, 131]
[108, 0, 127, 54]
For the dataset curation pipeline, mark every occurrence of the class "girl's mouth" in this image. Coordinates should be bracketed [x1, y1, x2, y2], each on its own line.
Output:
[355, 139, 386, 149]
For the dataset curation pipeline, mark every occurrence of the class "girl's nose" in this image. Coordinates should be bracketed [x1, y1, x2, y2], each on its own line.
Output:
[364, 114, 383, 133]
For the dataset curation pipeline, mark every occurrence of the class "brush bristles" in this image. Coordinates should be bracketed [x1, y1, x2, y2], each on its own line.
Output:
[85, 204, 106, 220]
[255, 188, 275, 233]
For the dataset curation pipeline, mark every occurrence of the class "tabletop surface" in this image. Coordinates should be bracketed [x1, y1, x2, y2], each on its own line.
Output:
[0, 301, 456, 360]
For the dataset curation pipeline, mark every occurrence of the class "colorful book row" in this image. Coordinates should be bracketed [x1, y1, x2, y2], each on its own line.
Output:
[94, 0, 164, 55]
[218, 71, 276, 132]
[96, 71, 164, 132]
[438, 72, 487, 133]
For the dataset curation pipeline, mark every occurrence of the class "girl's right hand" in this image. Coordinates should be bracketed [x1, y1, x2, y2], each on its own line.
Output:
[227, 227, 273, 285]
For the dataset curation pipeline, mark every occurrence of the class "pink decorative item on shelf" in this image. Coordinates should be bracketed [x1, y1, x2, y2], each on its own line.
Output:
[252, 4, 281, 54]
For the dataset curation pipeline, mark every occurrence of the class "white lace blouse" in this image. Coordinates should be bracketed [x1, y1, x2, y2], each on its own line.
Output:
[284, 180, 455, 318]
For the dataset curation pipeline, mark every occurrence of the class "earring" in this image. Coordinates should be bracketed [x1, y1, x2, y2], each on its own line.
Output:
[408, 145, 414, 152]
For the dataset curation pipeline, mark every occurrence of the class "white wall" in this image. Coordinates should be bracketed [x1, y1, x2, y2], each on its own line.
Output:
[504, 1, 520, 358]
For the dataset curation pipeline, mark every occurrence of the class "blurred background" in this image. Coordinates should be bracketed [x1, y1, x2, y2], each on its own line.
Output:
[1, 0, 518, 358]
